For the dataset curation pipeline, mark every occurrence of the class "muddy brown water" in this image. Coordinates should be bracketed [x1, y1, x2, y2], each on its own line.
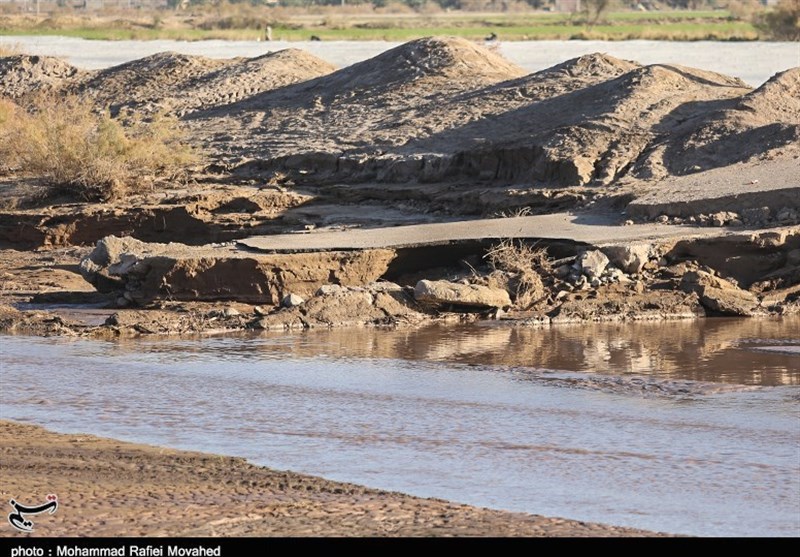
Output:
[1, 316, 798, 536]
[2, 37, 799, 86]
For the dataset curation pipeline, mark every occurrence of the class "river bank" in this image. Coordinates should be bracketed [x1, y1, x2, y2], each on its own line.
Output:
[0, 420, 669, 537]
[1, 38, 798, 338]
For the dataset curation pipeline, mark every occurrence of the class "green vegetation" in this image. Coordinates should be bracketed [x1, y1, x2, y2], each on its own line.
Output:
[0, 96, 197, 201]
[0, 8, 764, 41]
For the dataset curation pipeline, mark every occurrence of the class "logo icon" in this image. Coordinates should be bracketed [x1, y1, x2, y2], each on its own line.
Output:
[8, 494, 58, 532]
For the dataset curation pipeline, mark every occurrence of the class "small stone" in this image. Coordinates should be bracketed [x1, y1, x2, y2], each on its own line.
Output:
[554, 264, 572, 279]
[590, 277, 601, 288]
[316, 284, 347, 297]
[253, 306, 269, 316]
[577, 250, 610, 279]
[282, 293, 305, 308]
[728, 218, 743, 227]
[623, 220, 634, 226]
[223, 307, 241, 318]
[742, 206, 771, 225]
[116, 297, 129, 307]
[656, 215, 669, 224]
[776, 207, 798, 222]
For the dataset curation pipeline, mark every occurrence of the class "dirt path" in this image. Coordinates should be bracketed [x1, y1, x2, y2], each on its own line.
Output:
[0, 421, 669, 537]
[239, 212, 729, 252]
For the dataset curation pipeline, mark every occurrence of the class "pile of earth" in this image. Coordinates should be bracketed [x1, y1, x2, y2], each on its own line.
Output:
[183, 37, 799, 192]
[0, 49, 336, 117]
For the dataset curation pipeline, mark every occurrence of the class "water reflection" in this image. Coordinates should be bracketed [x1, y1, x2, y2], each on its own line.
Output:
[110, 316, 799, 386]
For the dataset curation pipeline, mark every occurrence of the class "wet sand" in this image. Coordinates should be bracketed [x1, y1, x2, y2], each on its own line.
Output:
[0, 420, 668, 537]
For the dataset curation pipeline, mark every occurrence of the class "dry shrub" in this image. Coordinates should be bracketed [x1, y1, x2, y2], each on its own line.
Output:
[0, 95, 197, 201]
[484, 239, 551, 309]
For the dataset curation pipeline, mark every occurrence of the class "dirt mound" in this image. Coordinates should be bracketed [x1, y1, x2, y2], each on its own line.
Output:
[211, 53, 754, 189]
[0, 54, 84, 99]
[639, 67, 800, 179]
[233, 37, 525, 110]
[189, 37, 526, 165]
[74, 49, 336, 117]
[308, 36, 526, 94]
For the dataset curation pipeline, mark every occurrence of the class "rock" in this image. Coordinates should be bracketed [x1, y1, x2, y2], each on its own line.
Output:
[709, 211, 740, 227]
[115, 297, 129, 308]
[414, 279, 511, 309]
[601, 244, 651, 274]
[680, 270, 758, 316]
[366, 281, 403, 293]
[777, 207, 798, 223]
[316, 284, 348, 297]
[223, 307, 241, 317]
[699, 286, 759, 316]
[253, 306, 269, 316]
[742, 206, 771, 225]
[605, 268, 629, 283]
[79, 235, 396, 305]
[590, 277, 601, 288]
[787, 249, 800, 267]
[576, 250, 610, 279]
[554, 264, 572, 278]
[282, 293, 305, 308]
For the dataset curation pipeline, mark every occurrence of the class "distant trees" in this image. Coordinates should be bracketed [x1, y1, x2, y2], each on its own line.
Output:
[583, 0, 611, 25]
[755, 0, 800, 40]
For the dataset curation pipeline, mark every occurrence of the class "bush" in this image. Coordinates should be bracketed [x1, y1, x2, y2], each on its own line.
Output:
[484, 239, 551, 309]
[755, 0, 800, 40]
[0, 95, 197, 201]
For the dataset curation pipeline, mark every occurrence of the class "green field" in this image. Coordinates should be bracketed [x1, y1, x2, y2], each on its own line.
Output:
[0, 10, 761, 42]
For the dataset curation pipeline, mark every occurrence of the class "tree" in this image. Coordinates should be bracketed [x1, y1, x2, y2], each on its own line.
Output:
[583, 0, 611, 26]
[756, 0, 800, 40]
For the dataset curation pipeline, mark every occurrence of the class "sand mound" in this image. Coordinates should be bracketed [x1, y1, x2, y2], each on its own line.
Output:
[203, 50, 757, 189]
[189, 37, 526, 160]
[0, 54, 84, 99]
[639, 67, 800, 178]
[74, 50, 336, 117]
[316, 36, 526, 93]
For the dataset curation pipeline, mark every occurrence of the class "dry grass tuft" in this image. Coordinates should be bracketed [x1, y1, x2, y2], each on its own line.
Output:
[484, 239, 551, 309]
[0, 94, 198, 201]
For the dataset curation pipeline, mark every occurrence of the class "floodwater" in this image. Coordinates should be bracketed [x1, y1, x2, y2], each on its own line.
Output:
[2, 36, 798, 86]
[1, 317, 798, 536]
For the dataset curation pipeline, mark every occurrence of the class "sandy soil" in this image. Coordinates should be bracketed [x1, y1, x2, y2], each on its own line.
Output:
[0, 421, 668, 537]
[0, 39, 798, 335]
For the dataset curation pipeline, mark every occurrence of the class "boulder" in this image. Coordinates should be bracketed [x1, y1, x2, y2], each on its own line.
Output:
[601, 244, 650, 274]
[576, 250, 609, 279]
[79, 235, 396, 305]
[414, 280, 511, 309]
[680, 270, 758, 316]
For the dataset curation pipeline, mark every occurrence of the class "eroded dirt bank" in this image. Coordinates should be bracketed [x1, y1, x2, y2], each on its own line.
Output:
[0, 421, 668, 537]
[1, 37, 799, 336]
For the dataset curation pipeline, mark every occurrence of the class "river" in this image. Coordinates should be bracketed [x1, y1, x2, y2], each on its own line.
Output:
[1, 36, 798, 86]
[1, 317, 798, 537]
